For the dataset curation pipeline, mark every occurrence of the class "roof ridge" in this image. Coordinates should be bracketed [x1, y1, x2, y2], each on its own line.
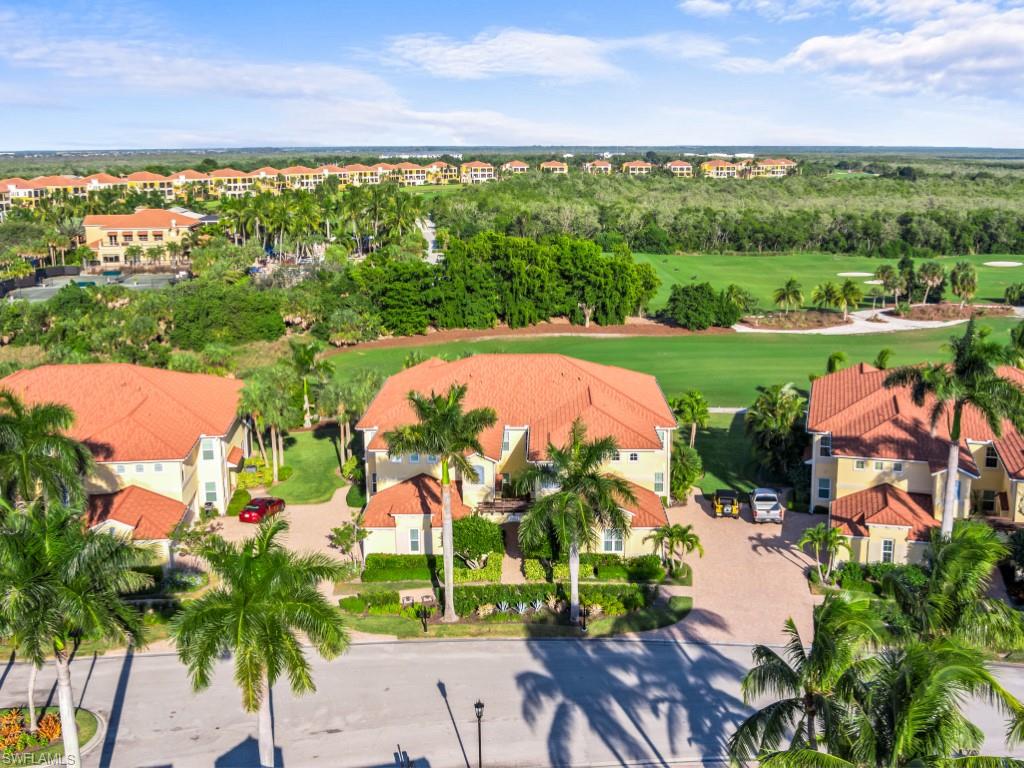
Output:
[558, 355, 673, 426]
[133, 366, 234, 434]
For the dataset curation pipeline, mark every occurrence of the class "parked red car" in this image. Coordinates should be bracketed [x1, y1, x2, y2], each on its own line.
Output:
[239, 497, 286, 524]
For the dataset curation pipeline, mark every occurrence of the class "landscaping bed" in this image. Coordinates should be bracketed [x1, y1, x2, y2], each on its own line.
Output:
[883, 302, 1013, 321]
[740, 310, 850, 330]
[520, 553, 667, 584]
[361, 553, 502, 584]
[0, 706, 98, 761]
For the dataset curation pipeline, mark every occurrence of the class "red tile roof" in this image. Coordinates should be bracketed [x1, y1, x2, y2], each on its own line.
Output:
[461, 161, 493, 169]
[830, 484, 938, 542]
[280, 165, 318, 175]
[503, 160, 529, 167]
[586, 160, 611, 167]
[808, 363, 1024, 476]
[666, 160, 692, 167]
[226, 446, 244, 466]
[357, 354, 675, 461]
[82, 208, 202, 230]
[249, 166, 282, 176]
[208, 168, 247, 178]
[83, 173, 124, 185]
[622, 160, 653, 168]
[0, 363, 243, 462]
[170, 169, 210, 180]
[363, 474, 472, 528]
[344, 163, 374, 173]
[125, 171, 167, 182]
[623, 482, 668, 528]
[31, 175, 87, 188]
[702, 160, 736, 168]
[87, 485, 188, 540]
[540, 161, 567, 168]
[319, 164, 347, 173]
[395, 162, 424, 171]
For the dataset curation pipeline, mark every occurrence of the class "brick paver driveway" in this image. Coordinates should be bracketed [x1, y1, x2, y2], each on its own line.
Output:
[659, 493, 822, 646]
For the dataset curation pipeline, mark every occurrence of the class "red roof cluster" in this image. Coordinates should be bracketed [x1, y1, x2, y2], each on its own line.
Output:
[829, 484, 939, 542]
[363, 474, 472, 528]
[87, 485, 188, 540]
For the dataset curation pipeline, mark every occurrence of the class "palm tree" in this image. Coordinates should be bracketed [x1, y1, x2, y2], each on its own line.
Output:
[825, 351, 848, 374]
[885, 319, 1024, 537]
[875, 263, 907, 307]
[837, 279, 863, 321]
[950, 261, 978, 309]
[728, 592, 887, 762]
[171, 518, 349, 768]
[745, 383, 807, 477]
[918, 261, 945, 304]
[383, 384, 497, 623]
[0, 390, 94, 506]
[811, 282, 842, 313]
[54, 216, 83, 265]
[288, 338, 332, 428]
[670, 390, 710, 448]
[797, 522, 851, 585]
[644, 523, 703, 575]
[872, 347, 894, 370]
[0, 502, 152, 763]
[759, 639, 1024, 768]
[238, 376, 271, 464]
[774, 278, 803, 314]
[670, 439, 703, 501]
[515, 419, 636, 625]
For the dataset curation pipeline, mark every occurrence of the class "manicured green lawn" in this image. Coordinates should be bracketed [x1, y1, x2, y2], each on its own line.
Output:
[696, 412, 760, 494]
[275, 426, 347, 504]
[632, 251, 1024, 311]
[330, 319, 1018, 407]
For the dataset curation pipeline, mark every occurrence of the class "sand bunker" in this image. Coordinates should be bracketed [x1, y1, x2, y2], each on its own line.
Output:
[864, 279, 884, 285]
[837, 272, 873, 277]
[984, 261, 1023, 267]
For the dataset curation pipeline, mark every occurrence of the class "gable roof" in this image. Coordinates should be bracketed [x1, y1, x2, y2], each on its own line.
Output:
[357, 354, 675, 461]
[808, 363, 1024, 477]
[82, 208, 202, 230]
[0, 363, 243, 462]
[87, 485, 187, 540]
[622, 482, 668, 528]
[830, 484, 938, 542]
[362, 474, 472, 528]
[124, 171, 167, 182]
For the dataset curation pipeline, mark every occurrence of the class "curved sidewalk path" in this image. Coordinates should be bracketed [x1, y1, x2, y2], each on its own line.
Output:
[735, 308, 970, 336]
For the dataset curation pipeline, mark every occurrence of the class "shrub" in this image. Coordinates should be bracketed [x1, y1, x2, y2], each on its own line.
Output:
[362, 554, 435, 582]
[444, 583, 654, 617]
[345, 482, 366, 508]
[552, 562, 570, 581]
[445, 555, 502, 584]
[1006, 283, 1024, 306]
[35, 713, 61, 742]
[662, 282, 739, 330]
[338, 596, 367, 613]
[625, 555, 664, 582]
[522, 559, 548, 582]
[453, 515, 504, 567]
[226, 488, 251, 517]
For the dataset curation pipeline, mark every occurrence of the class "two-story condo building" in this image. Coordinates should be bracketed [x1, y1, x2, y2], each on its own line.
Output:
[356, 354, 675, 558]
[83, 208, 203, 265]
[701, 160, 738, 178]
[807, 363, 1024, 565]
[665, 160, 693, 177]
[459, 161, 495, 184]
[621, 160, 653, 175]
[0, 364, 248, 559]
[540, 161, 568, 175]
[500, 160, 529, 175]
[583, 160, 612, 174]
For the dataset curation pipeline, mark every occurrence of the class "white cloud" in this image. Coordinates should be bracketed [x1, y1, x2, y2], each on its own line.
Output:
[678, 0, 733, 17]
[679, 0, 833, 20]
[783, 4, 1024, 96]
[385, 28, 726, 81]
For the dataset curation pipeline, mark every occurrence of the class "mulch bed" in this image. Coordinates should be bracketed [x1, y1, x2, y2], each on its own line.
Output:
[740, 310, 851, 330]
[883, 303, 1014, 321]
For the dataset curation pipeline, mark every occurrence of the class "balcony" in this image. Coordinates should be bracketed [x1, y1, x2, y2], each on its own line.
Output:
[476, 497, 531, 515]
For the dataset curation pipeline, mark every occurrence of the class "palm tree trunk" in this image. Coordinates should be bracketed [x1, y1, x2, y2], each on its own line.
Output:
[54, 651, 81, 766]
[805, 696, 818, 751]
[270, 425, 279, 484]
[440, 462, 458, 623]
[942, 439, 959, 538]
[568, 539, 581, 625]
[257, 678, 274, 768]
[27, 662, 38, 733]
[689, 421, 697, 448]
[277, 428, 285, 468]
[340, 419, 350, 462]
[302, 378, 312, 428]
[253, 420, 267, 464]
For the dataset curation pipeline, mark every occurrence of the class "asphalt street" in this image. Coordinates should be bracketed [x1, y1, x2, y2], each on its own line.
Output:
[2, 638, 1022, 768]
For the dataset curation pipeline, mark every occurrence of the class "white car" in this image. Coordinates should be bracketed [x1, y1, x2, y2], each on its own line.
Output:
[750, 488, 785, 524]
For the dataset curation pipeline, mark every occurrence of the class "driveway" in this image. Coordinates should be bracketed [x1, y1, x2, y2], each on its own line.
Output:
[214, 486, 355, 560]
[658, 493, 822, 646]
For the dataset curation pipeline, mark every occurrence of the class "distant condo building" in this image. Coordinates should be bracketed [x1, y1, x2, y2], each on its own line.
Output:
[500, 160, 529, 175]
[83, 208, 203, 265]
[540, 160, 568, 174]
[665, 160, 693, 177]
[583, 160, 612, 174]
[459, 161, 495, 184]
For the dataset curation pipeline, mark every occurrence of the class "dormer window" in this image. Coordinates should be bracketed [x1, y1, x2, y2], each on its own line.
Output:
[986, 446, 999, 469]
[819, 434, 832, 457]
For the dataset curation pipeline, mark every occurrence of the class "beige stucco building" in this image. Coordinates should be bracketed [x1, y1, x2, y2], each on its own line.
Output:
[83, 208, 202, 265]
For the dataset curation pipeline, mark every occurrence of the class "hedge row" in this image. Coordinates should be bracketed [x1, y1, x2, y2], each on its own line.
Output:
[444, 583, 654, 617]
[361, 552, 502, 583]
[521, 554, 665, 583]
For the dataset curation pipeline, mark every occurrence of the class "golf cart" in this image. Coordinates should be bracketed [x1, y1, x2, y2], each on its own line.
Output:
[713, 489, 741, 519]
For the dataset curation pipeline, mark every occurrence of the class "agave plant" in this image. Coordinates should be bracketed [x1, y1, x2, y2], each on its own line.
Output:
[496, 601, 510, 613]
[514, 601, 529, 615]
[531, 599, 545, 612]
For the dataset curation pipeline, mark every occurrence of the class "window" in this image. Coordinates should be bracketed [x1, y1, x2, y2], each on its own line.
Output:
[390, 454, 402, 464]
[154, 463, 163, 472]
[409, 453, 420, 464]
[982, 489, 997, 514]
[409, 528, 420, 553]
[426, 454, 438, 464]
[654, 472, 665, 494]
[628, 452, 639, 463]
[986, 446, 999, 469]
[892, 462, 904, 474]
[201, 439, 215, 461]
[107, 235, 118, 246]
[873, 460, 885, 471]
[122, 233, 133, 242]
[115, 464, 125, 475]
[135, 464, 144, 473]
[502, 431, 510, 453]
[153, 232, 163, 242]
[138, 232, 148, 242]
[881, 538, 895, 564]
[472, 465, 485, 484]
[817, 477, 831, 500]
[819, 434, 832, 457]
[602, 529, 624, 553]
[204, 482, 217, 504]
[612, 451, 620, 461]
[371, 473, 377, 493]
[854, 460, 866, 470]
[954, 479, 962, 500]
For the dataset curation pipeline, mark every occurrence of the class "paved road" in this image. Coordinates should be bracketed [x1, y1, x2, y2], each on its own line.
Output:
[2, 639, 1022, 768]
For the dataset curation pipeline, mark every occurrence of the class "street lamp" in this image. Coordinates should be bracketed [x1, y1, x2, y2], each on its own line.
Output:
[474, 700, 484, 768]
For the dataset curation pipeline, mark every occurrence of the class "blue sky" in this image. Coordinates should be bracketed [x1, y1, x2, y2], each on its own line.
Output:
[1, 0, 1022, 149]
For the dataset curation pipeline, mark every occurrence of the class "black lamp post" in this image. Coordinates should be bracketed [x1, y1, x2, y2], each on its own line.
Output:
[474, 700, 484, 768]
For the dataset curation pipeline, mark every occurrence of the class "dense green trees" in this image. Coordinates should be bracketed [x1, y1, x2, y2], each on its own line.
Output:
[662, 282, 740, 330]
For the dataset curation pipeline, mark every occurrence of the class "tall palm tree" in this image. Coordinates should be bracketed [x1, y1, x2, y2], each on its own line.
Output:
[797, 522, 851, 585]
[54, 216, 83, 265]
[950, 261, 978, 309]
[516, 419, 637, 625]
[644, 523, 703, 574]
[918, 261, 945, 305]
[885, 319, 1024, 537]
[383, 383, 497, 623]
[837, 279, 863, 321]
[872, 347, 894, 370]
[875, 264, 902, 307]
[171, 519, 349, 768]
[811, 282, 842, 313]
[774, 278, 803, 314]
[670, 390, 710, 448]
[0, 502, 152, 763]
[238, 376, 271, 464]
[728, 592, 887, 762]
[289, 338, 332, 428]
[745, 383, 807, 477]
[826, 351, 848, 374]
[0, 389, 94, 506]
[759, 639, 1024, 768]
